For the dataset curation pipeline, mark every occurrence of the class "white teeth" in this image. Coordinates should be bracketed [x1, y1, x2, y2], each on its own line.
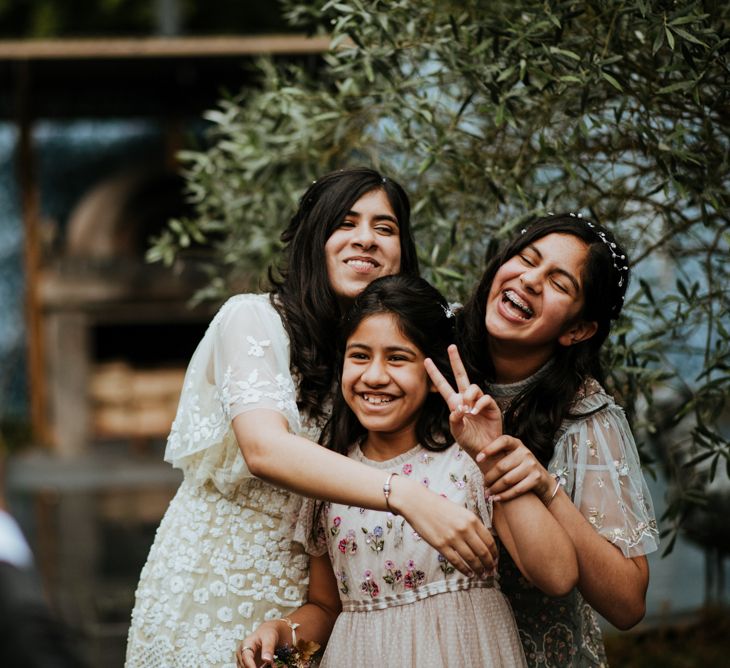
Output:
[363, 394, 392, 404]
[347, 259, 376, 270]
[504, 290, 534, 318]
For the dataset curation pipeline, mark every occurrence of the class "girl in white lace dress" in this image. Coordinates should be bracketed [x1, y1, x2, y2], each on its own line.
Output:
[125, 169, 500, 668]
[238, 275, 579, 667]
[456, 214, 660, 666]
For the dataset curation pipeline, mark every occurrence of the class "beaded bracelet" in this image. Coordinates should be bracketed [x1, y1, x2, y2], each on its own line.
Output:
[280, 617, 300, 645]
[383, 472, 399, 515]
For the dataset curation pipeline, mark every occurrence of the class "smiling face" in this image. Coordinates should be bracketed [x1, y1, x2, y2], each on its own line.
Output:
[485, 233, 598, 363]
[342, 312, 432, 458]
[324, 189, 402, 304]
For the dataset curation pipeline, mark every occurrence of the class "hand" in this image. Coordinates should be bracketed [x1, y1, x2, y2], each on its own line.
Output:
[236, 620, 285, 668]
[391, 475, 499, 576]
[476, 435, 553, 502]
[424, 344, 502, 457]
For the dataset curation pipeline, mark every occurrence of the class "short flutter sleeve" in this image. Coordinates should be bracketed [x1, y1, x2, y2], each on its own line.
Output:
[164, 294, 301, 494]
[550, 384, 659, 558]
[293, 497, 329, 558]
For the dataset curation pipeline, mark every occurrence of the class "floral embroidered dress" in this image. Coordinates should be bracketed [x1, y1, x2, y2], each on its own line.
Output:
[295, 442, 527, 667]
[488, 372, 660, 668]
[126, 294, 321, 668]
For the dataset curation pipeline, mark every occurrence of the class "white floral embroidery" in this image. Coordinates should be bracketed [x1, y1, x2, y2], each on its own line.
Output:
[614, 458, 630, 476]
[586, 438, 598, 459]
[127, 295, 319, 668]
[246, 336, 271, 358]
[588, 507, 605, 530]
[126, 479, 310, 667]
[217, 607, 233, 623]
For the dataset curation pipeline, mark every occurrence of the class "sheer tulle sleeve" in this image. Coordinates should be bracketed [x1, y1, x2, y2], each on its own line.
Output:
[293, 497, 329, 557]
[164, 294, 301, 494]
[550, 385, 659, 558]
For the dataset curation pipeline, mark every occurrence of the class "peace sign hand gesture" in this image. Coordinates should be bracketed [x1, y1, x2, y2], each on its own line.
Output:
[424, 344, 503, 460]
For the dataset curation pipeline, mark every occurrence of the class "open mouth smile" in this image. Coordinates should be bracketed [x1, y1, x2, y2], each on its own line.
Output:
[361, 393, 395, 405]
[345, 258, 380, 273]
[502, 289, 534, 320]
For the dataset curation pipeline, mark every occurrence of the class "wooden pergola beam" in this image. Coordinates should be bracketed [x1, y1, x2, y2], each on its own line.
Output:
[0, 35, 330, 60]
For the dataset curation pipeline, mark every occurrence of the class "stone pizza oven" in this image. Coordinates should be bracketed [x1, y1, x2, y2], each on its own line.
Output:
[39, 167, 213, 455]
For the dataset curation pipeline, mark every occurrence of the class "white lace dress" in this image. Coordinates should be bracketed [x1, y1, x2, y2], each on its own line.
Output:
[295, 443, 527, 667]
[126, 294, 322, 668]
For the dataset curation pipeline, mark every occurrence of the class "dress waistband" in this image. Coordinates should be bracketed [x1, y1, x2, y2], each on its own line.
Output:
[341, 576, 497, 613]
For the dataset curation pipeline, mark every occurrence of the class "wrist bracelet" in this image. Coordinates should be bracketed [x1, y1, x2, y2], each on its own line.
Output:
[280, 617, 300, 645]
[544, 475, 561, 508]
[383, 472, 399, 515]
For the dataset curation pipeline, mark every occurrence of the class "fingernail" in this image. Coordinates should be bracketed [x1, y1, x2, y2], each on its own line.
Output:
[470, 407, 479, 415]
[262, 654, 272, 661]
[483, 488, 490, 496]
[476, 453, 485, 462]
[492, 495, 501, 502]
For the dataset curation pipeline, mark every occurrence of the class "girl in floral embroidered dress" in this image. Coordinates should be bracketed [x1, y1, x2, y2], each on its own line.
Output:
[457, 214, 660, 667]
[126, 169, 501, 668]
[238, 275, 578, 668]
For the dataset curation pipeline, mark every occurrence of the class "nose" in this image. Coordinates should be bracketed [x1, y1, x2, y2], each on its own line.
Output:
[351, 221, 376, 249]
[519, 268, 543, 294]
[361, 357, 389, 386]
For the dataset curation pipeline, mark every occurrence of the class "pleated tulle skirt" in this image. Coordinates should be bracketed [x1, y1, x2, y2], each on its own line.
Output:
[320, 587, 526, 667]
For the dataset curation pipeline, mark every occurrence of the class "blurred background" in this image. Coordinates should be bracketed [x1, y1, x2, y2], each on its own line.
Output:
[0, 1, 326, 665]
[1, 1, 728, 666]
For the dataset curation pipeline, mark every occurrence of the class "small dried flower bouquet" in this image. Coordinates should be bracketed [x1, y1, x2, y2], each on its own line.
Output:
[272, 639, 321, 667]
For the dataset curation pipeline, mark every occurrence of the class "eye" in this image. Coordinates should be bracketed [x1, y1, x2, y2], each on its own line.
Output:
[519, 254, 535, 266]
[375, 223, 396, 235]
[339, 219, 356, 229]
[347, 351, 369, 361]
[552, 279, 569, 293]
[388, 354, 408, 362]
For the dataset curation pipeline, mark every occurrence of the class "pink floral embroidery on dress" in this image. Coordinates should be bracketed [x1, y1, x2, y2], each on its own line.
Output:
[382, 560, 403, 589]
[403, 560, 426, 589]
[337, 529, 358, 555]
[360, 570, 380, 598]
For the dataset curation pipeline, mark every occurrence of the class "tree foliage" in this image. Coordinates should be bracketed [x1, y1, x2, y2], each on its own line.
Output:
[151, 0, 730, 551]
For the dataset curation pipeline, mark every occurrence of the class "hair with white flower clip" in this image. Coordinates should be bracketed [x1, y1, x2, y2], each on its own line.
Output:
[322, 274, 457, 456]
[457, 212, 631, 466]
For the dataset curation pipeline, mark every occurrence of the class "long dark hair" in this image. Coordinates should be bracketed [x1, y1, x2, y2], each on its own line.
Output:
[321, 274, 456, 454]
[457, 213, 630, 466]
[270, 168, 419, 423]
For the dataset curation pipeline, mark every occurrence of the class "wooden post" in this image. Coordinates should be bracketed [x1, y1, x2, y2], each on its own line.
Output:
[16, 60, 49, 445]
